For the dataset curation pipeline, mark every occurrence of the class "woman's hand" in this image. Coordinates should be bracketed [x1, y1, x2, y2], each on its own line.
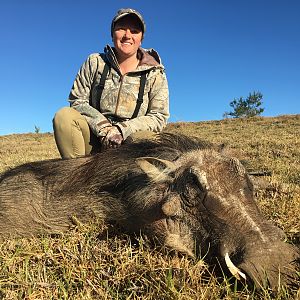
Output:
[102, 126, 123, 149]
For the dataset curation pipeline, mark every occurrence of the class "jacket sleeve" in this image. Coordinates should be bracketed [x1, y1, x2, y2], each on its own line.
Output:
[68, 54, 111, 137]
[116, 69, 170, 140]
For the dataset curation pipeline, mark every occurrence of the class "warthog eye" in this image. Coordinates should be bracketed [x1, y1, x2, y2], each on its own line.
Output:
[181, 173, 207, 206]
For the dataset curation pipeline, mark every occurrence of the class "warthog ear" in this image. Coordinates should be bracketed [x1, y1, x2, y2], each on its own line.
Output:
[135, 157, 175, 182]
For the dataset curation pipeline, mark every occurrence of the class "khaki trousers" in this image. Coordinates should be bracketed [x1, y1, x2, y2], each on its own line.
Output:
[53, 107, 156, 159]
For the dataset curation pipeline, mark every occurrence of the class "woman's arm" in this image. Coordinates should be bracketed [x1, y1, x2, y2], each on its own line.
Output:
[68, 54, 112, 137]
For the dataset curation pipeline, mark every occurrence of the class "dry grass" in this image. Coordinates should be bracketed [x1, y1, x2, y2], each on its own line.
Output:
[0, 133, 59, 172]
[0, 115, 299, 299]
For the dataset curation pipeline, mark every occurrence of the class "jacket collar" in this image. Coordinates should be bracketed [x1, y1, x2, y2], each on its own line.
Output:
[104, 45, 164, 73]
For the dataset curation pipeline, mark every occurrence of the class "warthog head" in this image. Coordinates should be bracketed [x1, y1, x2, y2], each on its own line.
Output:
[133, 136, 299, 290]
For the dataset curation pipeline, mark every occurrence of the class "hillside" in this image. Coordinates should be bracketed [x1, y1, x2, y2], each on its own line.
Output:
[0, 115, 299, 299]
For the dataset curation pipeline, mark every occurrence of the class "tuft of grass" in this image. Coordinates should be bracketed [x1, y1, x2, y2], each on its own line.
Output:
[0, 115, 299, 299]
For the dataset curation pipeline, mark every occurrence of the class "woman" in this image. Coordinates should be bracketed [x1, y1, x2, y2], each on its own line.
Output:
[53, 8, 169, 158]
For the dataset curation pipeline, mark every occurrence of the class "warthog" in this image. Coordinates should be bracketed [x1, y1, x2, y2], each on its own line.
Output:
[0, 133, 299, 290]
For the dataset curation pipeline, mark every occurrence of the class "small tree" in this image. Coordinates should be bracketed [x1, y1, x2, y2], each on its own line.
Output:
[34, 125, 40, 134]
[224, 91, 264, 118]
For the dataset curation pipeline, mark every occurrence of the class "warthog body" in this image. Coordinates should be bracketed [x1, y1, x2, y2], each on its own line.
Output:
[0, 133, 299, 290]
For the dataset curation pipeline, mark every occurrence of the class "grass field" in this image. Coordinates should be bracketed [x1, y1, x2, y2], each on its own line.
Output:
[0, 115, 299, 299]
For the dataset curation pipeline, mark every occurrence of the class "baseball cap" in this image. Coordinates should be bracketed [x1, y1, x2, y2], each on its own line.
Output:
[111, 8, 146, 37]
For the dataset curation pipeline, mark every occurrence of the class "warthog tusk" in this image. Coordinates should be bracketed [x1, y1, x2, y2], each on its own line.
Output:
[224, 253, 247, 281]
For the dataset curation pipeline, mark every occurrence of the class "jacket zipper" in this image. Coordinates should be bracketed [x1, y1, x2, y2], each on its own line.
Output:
[114, 75, 124, 115]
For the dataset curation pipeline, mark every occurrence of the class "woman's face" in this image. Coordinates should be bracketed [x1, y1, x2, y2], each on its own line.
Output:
[113, 15, 143, 60]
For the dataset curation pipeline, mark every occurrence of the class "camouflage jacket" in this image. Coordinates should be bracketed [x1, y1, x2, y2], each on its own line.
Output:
[68, 45, 169, 140]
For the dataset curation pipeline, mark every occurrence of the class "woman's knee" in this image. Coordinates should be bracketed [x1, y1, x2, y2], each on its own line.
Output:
[53, 107, 81, 129]
[53, 107, 91, 158]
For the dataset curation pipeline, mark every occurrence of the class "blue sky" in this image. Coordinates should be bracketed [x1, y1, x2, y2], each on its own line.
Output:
[0, 0, 299, 135]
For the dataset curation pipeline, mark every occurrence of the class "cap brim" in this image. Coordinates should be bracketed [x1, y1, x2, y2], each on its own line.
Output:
[113, 12, 145, 32]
